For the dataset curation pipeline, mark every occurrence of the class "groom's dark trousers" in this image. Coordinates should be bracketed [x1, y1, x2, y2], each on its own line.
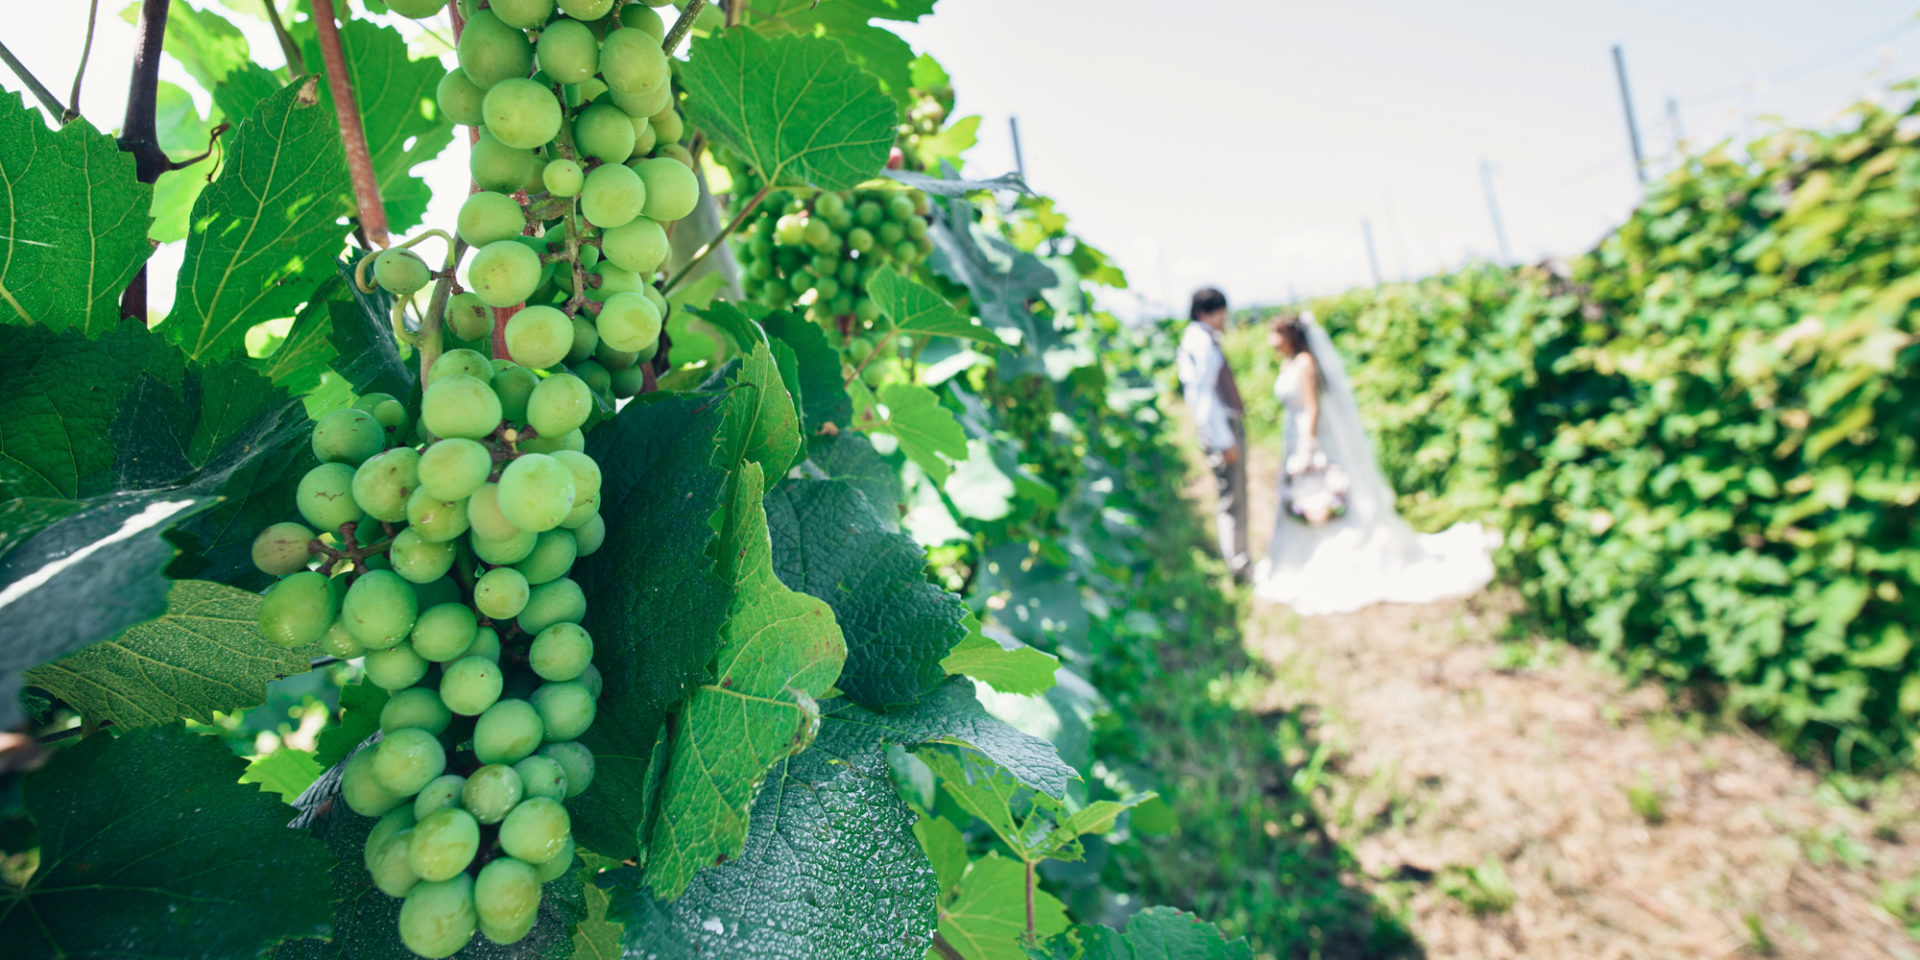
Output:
[1209, 418, 1251, 581]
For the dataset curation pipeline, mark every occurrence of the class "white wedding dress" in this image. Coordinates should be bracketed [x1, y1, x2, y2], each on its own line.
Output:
[1253, 317, 1496, 615]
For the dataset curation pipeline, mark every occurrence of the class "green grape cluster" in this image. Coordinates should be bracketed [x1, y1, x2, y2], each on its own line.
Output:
[389, 0, 696, 398]
[252, 348, 612, 958]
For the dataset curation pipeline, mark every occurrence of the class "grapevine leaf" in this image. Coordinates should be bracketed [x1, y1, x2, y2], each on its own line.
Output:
[0, 724, 334, 960]
[0, 323, 186, 500]
[0, 497, 84, 560]
[165, 78, 353, 363]
[926, 192, 1059, 351]
[572, 854, 626, 960]
[913, 813, 968, 900]
[808, 431, 904, 520]
[761, 309, 851, 435]
[825, 678, 1076, 798]
[262, 278, 347, 393]
[643, 461, 846, 899]
[714, 339, 803, 480]
[869, 265, 1007, 346]
[746, 0, 935, 104]
[875, 382, 968, 483]
[0, 492, 218, 731]
[766, 478, 967, 708]
[140, 0, 253, 94]
[573, 393, 733, 859]
[939, 854, 1069, 960]
[612, 714, 936, 958]
[25, 579, 311, 728]
[313, 680, 389, 769]
[940, 622, 1060, 697]
[1036, 908, 1256, 960]
[328, 255, 417, 399]
[883, 168, 1030, 198]
[242, 748, 326, 803]
[0, 91, 153, 334]
[678, 30, 895, 191]
[300, 19, 453, 231]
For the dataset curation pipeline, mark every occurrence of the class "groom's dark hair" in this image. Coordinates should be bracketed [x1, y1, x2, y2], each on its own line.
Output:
[1189, 287, 1227, 321]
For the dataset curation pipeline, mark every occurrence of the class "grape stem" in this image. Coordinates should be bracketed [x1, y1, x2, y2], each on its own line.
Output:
[65, 0, 103, 123]
[115, 0, 172, 322]
[931, 935, 964, 960]
[0, 41, 65, 118]
[844, 328, 898, 386]
[263, 0, 306, 75]
[417, 236, 467, 378]
[663, 183, 770, 295]
[662, 0, 709, 55]
[312, 0, 390, 248]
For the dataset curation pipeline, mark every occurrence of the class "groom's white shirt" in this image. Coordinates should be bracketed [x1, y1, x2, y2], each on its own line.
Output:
[1176, 321, 1236, 453]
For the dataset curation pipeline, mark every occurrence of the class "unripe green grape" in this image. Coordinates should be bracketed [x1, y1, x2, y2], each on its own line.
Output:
[810, 253, 837, 277]
[383, 687, 454, 736]
[517, 578, 585, 635]
[413, 774, 467, 820]
[788, 270, 814, 296]
[474, 858, 541, 945]
[580, 163, 646, 229]
[471, 131, 539, 194]
[522, 428, 586, 456]
[399, 875, 478, 960]
[440, 655, 505, 717]
[877, 221, 904, 246]
[601, 216, 669, 275]
[351, 447, 420, 523]
[653, 140, 695, 171]
[457, 9, 533, 89]
[534, 838, 575, 882]
[835, 260, 857, 286]
[631, 121, 658, 156]
[548, 450, 601, 505]
[853, 297, 880, 325]
[389, 0, 450, 18]
[468, 240, 543, 308]
[467, 484, 520, 541]
[528, 622, 592, 682]
[513, 755, 569, 801]
[830, 291, 855, 316]
[598, 24, 668, 101]
[826, 207, 853, 232]
[565, 314, 599, 364]
[367, 826, 421, 898]
[368, 807, 418, 862]
[812, 191, 846, 219]
[649, 106, 683, 145]
[543, 158, 585, 198]
[585, 261, 643, 302]
[446, 292, 494, 342]
[621, 157, 693, 224]
[491, 363, 538, 422]
[915, 234, 935, 256]
[527, 374, 593, 438]
[537, 741, 594, 796]
[342, 747, 406, 816]
[372, 726, 448, 796]
[535, 18, 598, 85]
[414, 441, 488, 505]
[571, 360, 612, 400]
[365, 642, 431, 690]
[798, 216, 832, 249]
[595, 338, 640, 371]
[406, 490, 471, 544]
[408, 807, 482, 883]
[312, 408, 385, 466]
[320, 621, 366, 658]
[474, 567, 532, 621]
[609, 364, 646, 398]
[430, 349, 494, 387]
[557, 0, 613, 16]
[343, 569, 420, 649]
[498, 796, 570, 863]
[483, 78, 563, 150]
[436, 68, 486, 126]
[462, 764, 524, 824]
[815, 276, 841, 301]
[774, 213, 806, 246]
[887, 194, 916, 221]
[259, 571, 336, 648]
[572, 512, 606, 557]
[457, 191, 526, 249]
[894, 239, 920, 262]
[467, 626, 502, 662]
[845, 225, 875, 253]
[618, 1, 665, 36]
[391, 526, 455, 584]
[252, 522, 315, 577]
[489, 0, 553, 29]
[475, 698, 544, 765]
[594, 291, 660, 352]
[577, 662, 604, 700]
[472, 528, 538, 565]
[575, 75, 608, 103]
[513, 529, 578, 586]
[504, 305, 572, 370]
[905, 215, 929, 239]
[497, 453, 576, 532]
[375, 249, 432, 298]
[531, 681, 595, 741]
[421, 375, 504, 441]
[354, 393, 409, 434]
[560, 490, 599, 529]
[574, 102, 636, 163]
[411, 603, 479, 662]
[856, 199, 884, 226]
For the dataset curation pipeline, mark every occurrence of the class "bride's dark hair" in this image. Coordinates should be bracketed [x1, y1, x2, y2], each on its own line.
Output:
[1268, 312, 1310, 358]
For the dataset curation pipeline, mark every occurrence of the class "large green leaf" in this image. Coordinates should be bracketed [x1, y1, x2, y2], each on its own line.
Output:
[140, 0, 254, 94]
[760, 309, 851, 436]
[643, 461, 846, 898]
[301, 19, 453, 232]
[165, 78, 352, 362]
[808, 431, 904, 521]
[767, 479, 967, 708]
[926, 192, 1059, 352]
[0, 91, 153, 334]
[746, 0, 934, 104]
[242, 747, 326, 803]
[0, 323, 186, 500]
[940, 854, 1068, 960]
[715, 339, 803, 480]
[1034, 909, 1255, 960]
[679, 30, 895, 191]
[612, 713, 937, 958]
[939, 623, 1059, 697]
[826, 679, 1075, 798]
[26, 579, 310, 728]
[875, 382, 968, 483]
[868, 265, 1006, 346]
[573, 393, 733, 859]
[0, 724, 334, 959]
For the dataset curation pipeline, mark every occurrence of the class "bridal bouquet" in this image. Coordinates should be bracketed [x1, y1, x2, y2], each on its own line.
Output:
[1284, 447, 1350, 525]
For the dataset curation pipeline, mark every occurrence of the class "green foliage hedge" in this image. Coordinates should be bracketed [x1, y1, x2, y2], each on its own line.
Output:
[1230, 94, 1920, 768]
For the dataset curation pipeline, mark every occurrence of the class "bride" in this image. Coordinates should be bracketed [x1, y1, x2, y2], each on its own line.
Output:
[1254, 311, 1495, 614]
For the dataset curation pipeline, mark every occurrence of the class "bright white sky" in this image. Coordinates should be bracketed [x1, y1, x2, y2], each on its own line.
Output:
[6, 1, 1918, 319]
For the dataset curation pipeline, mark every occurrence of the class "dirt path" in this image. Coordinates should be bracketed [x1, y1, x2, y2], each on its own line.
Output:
[1219, 432, 1920, 959]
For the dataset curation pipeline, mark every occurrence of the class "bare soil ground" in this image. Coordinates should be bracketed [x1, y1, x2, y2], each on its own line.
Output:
[1202, 431, 1920, 959]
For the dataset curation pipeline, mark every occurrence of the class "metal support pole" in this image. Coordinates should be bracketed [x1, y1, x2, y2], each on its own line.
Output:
[1361, 219, 1382, 287]
[1479, 159, 1511, 264]
[1612, 44, 1647, 185]
[1008, 116, 1027, 182]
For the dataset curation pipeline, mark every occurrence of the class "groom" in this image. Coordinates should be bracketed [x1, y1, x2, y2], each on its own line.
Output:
[1177, 287, 1250, 582]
